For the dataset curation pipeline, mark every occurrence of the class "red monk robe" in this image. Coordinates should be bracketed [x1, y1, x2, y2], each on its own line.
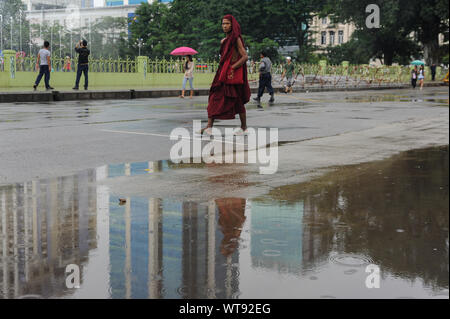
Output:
[207, 15, 251, 120]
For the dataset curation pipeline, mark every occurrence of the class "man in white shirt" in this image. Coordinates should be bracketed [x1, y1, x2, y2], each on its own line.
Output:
[33, 41, 54, 91]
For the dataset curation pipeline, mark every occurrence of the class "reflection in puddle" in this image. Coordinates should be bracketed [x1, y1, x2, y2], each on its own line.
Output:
[344, 94, 449, 105]
[0, 146, 448, 298]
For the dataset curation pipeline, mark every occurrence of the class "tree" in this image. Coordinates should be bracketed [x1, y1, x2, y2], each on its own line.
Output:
[128, 1, 174, 58]
[409, 0, 449, 64]
[129, 0, 327, 61]
[267, 0, 327, 51]
[325, 39, 372, 64]
[325, 0, 449, 65]
[0, 0, 31, 55]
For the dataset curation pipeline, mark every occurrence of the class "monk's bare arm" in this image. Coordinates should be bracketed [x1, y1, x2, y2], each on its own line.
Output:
[232, 38, 248, 70]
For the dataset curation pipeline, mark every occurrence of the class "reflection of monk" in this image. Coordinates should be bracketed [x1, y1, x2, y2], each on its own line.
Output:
[216, 198, 246, 257]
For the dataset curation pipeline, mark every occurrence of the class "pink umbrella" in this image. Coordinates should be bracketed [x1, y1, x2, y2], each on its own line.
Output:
[170, 47, 198, 56]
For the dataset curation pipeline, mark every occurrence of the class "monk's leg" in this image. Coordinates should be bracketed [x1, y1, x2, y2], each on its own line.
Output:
[200, 118, 214, 134]
[239, 113, 247, 130]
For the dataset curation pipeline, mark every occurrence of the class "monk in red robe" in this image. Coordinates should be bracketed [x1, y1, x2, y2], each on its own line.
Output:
[199, 15, 251, 136]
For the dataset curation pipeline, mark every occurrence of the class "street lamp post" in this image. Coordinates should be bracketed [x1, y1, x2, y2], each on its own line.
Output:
[10, 17, 13, 50]
[70, 30, 72, 60]
[51, 21, 54, 55]
[0, 15, 3, 53]
[136, 38, 144, 56]
[19, 13, 22, 53]
[88, 17, 92, 57]
[59, 30, 62, 59]
[29, 24, 32, 56]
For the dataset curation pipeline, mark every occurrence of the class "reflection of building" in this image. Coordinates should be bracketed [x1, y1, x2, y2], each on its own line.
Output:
[0, 171, 97, 298]
[98, 161, 242, 299]
[250, 201, 303, 274]
[107, 197, 242, 298]
[23, 1, 87, 10]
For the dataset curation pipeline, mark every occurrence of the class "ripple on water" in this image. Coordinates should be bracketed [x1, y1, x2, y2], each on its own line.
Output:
[176, 286, 188, 296]
[262, 250, 282, 257]
[231, 291, 242, 299]
[344, 269, 358, 275]
[330, 254, 373, 267]
[17, 294, 43, 299]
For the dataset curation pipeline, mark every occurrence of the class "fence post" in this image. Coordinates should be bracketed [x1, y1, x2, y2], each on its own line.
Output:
[3, 50, 16, 74]
[319, 59, 327, 75]
[137, 56, 148, 75]
[436, 66, 442, 80]
[341, 61, 349, 76]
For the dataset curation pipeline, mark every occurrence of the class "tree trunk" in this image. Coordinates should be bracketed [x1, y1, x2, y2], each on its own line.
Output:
[423, 35, 440, 65]
[383, 49, 394, 66]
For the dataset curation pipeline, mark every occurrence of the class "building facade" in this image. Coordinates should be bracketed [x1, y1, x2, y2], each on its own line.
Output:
[310, 15, 356, 51]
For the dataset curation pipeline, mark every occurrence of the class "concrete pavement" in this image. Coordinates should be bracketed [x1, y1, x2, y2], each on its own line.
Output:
[0, 86, 448, 192]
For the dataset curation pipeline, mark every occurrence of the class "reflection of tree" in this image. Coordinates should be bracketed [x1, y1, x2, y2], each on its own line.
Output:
[269, 146, 449, 290]
[216, 198, 246, 257]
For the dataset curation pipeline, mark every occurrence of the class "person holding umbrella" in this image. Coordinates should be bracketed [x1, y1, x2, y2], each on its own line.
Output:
[170, 47, 198, 98]
[180, 55, 195, 98]
[411, 60, 425, 90]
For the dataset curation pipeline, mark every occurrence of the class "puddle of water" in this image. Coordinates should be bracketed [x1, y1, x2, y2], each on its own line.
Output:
[344, 95, 449, 104]
[0, 146, 448, 298]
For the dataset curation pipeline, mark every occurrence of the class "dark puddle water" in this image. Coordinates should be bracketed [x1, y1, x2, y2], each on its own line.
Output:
[0, 146, 448, 299]
[344, 94, 449, 105]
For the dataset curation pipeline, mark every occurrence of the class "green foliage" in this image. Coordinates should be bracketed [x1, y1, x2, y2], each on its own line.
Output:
[295, 46, 322, 64]
[439, 44, 449, 65]
[0, 0, 31, 54]
[325, 39, 371, 65]
[325, 0, 449, 65]
[244, 36, 279, 61]
[32, 17, 128, 59]
[128, 0, 326, 60]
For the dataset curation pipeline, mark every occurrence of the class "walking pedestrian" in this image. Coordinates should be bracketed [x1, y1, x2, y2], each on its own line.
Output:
[430, 63, 436, 81]
[73, 40, 90, 90]
[253, 51, 274, 103]
[411, 65, 418, 89]
[179, 55, 195, 98]
[280, 56, 295, 94]
[33, 41, 54, 91]
[418, 65, 425, 90]
[198, 14, 251, 136]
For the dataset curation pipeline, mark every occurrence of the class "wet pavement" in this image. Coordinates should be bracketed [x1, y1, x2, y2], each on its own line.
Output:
[0, 87, 448, 186]
[0, 146, 448, 299]
[0, 86, 448, 299]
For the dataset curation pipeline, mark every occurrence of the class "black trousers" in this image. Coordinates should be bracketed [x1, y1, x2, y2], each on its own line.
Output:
[257, 73, 274, 97]
[35, 65, 51, 88]
[411, 78, 417, 88]
[75, 64, 89, 89]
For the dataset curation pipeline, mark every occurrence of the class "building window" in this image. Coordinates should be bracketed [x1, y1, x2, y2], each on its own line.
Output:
[321, 31, 327, 45]
[322, 17, 327, 24]
[329, 31, 335, 45]
[338, 30, 344, 44]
